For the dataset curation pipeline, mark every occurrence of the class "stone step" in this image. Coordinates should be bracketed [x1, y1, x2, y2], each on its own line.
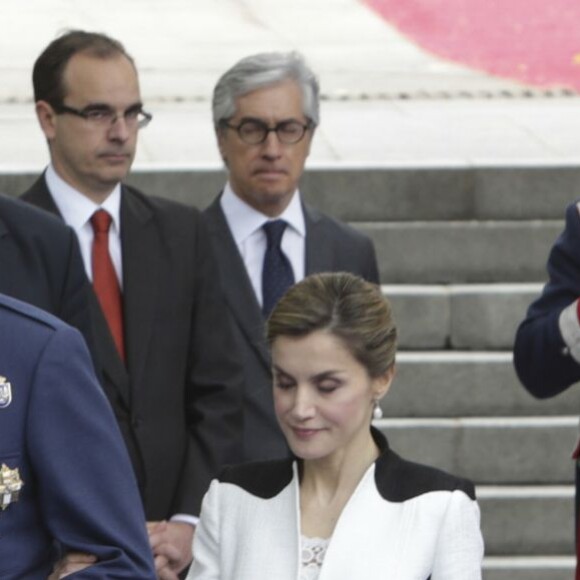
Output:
[386, 283, 541, 350]
[386, 352, 580, 418]
[360, 220, 561, 284]
[1, 165, 578, 222]
[483, 556, 574, 580]
[300, 165, 580, 223]
[478, 485, 574, 556]
[376, 417, 578, 484]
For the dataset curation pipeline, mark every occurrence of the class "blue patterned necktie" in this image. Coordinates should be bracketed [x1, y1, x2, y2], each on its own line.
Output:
[262, 219, 295, 317]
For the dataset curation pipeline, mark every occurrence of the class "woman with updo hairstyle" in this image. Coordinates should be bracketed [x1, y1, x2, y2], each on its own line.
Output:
[189, 273, 483, 580]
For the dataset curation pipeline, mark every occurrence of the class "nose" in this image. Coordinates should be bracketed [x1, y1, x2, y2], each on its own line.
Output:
[290, 386, 316, 421]
[260, 129, 283, 159]
[107, 114, 131, 142]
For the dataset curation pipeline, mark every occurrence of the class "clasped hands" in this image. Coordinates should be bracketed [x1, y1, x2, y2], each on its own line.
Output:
[148, 520, 195, 579]
[49, 520, 194, 579]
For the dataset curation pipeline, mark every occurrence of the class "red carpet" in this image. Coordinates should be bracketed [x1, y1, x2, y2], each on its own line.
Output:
[363, 0, 580, 92]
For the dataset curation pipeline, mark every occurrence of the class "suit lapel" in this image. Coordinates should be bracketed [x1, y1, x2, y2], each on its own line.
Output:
[120, 188, 159, 396]
[22, 175, 131, 408]
[20, 174, 62, 215]
[304, 203, 334, 275]
[88, 290, 132, 406]
[0, 211, 11, 256]
[0, 212, 20, 296]
[204, 199, 270, 369]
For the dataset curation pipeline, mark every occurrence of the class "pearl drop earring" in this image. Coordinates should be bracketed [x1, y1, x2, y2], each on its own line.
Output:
[373, 399, 383, 420]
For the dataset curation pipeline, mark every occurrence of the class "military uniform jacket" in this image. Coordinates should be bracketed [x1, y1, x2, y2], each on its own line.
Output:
[0, 294, 155, 578]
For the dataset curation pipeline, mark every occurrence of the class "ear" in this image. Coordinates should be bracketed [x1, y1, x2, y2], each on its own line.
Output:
[216, 129, 229, 167]
[372, 365, 396, 401]
[35, 101, 57, 140]
[304, 127, 315, 157]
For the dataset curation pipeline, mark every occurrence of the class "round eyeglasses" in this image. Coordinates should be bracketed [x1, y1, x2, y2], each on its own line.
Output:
[221, 118, 312, 145]
[53, 103, 153, 129]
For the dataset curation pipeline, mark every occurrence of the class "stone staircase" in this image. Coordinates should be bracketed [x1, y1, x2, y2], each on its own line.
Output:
[2, 164, 580, 578]
[349, 166, 578, 579]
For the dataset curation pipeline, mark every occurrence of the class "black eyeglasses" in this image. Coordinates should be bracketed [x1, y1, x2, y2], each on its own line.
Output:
[53, 103, 153, 129]
[221, 118, 312, 145]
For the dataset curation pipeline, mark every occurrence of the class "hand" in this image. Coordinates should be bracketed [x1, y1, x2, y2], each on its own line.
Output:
[147, 520, 194, 579]
[48, 552, 97, 579]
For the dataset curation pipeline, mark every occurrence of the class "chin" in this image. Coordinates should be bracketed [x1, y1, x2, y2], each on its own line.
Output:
[254, 193, 291, 215]
[254, 181, 290, 196]
[294, 449, 332, 462]
[287, 440, 332, 461]
[106, 172, 131, 187]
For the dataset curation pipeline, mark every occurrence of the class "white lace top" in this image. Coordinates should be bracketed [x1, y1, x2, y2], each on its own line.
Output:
[300, 535, 331, 580]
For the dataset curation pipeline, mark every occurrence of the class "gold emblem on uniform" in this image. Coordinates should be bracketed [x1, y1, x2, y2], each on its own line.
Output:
[0, 376, 12, 409]
[0, 464, 23, 510]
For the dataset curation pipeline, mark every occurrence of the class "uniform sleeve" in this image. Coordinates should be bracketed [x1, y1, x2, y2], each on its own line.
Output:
[188, 480, 221, 580]
[431, 490, 484, 580]
[514, 202, 580, 398]
[27, 324, 156, 578]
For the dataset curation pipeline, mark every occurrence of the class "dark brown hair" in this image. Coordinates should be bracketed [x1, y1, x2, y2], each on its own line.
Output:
[33, 30, 134, 106]
[267, 272, 397, 378]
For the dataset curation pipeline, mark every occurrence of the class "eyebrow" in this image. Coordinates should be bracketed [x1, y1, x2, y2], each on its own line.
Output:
[273, 365, 292, 377]
[273, 365, 344, 381]
[237, 116, 304, 125]
[82, 101, 144, 111]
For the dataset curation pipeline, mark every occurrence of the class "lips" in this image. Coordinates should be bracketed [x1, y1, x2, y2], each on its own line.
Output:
[252, 167, 287, 177]
[99, 152, 131, 163]
[291, 427, 322, 440]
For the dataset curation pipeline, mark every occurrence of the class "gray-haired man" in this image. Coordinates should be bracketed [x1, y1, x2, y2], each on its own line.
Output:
[203, 52, 380, 461]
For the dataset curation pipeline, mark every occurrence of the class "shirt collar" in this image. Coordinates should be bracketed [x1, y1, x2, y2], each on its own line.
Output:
[46, 164, 122, 233]
[221, 181, 306, 245]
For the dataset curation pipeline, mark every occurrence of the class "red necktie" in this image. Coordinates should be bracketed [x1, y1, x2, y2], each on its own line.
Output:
[91, 209, 125, 361]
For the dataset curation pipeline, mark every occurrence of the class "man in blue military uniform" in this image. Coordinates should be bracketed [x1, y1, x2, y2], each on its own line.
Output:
[0, 292, 155, 579]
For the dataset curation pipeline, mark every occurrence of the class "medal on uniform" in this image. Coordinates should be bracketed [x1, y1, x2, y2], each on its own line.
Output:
[0, 376, 12, 409]
[0, 464, 24, 510]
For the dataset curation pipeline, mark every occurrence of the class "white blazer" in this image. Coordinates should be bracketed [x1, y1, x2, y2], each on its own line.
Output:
[188, 429, 483, 580]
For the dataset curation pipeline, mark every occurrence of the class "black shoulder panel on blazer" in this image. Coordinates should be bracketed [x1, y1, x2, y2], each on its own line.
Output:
[372, 428, 476, 502]
[218, 459, 294, 499]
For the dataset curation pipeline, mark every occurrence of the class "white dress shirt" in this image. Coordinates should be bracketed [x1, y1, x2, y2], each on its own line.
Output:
[220, 182, 306, 306]
[45, 164, 123, 287]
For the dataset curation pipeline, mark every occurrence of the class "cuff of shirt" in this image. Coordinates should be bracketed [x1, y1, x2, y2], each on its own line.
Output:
[558, 299, 580, 362]
[170, 513, 199, 527]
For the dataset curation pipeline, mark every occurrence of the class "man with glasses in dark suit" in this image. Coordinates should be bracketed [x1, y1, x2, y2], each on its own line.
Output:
[203, 52, 380, 463]
[22, 30, 243, 578]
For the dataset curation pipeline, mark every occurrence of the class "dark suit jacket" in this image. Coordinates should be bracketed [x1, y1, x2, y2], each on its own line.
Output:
[22, 177, 243, 519]
[203, 195, 380, 461]
[0, 293, 155, 579]
[0, 193, 92, 346]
